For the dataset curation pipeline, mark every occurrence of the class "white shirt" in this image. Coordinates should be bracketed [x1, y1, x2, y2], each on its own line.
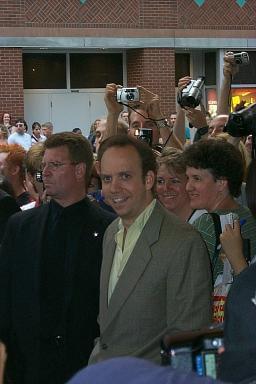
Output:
[8, 132, 32, 151]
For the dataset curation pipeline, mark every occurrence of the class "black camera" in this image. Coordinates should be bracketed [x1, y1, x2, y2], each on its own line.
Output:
[134, 128, 153, 147]
[161, 325, 223, 379]
[177, 76, 205, 109]
[233, 51, 249, 65]
[224, 103, 256, 137]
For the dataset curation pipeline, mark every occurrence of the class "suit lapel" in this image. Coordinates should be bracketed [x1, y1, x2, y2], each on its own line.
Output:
[31, 205, 50, 331]
[100, 222, 118, 327]
[100, 202, 165, 333]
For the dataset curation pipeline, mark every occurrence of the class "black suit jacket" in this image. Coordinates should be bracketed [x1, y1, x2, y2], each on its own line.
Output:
[0, 198, 114, 384]
[0, 190, 20, 243]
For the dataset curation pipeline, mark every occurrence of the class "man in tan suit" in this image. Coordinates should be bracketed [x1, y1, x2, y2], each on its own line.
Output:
[89, 135, 212, 364]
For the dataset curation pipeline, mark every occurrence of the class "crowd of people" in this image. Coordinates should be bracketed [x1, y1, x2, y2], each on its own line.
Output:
[0, 51, 256, 384]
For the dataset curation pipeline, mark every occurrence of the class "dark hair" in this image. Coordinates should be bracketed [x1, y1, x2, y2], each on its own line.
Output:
[183, 139, 243, 197]
[2, 112, 11, 122]
[72, 128, 82, 134]
[97, 134, 157, 181]
[32, 121, 41, 131]
[246, 158, 256, 219]
[15, 118, 28, 132]
[44, 132, 93, 186]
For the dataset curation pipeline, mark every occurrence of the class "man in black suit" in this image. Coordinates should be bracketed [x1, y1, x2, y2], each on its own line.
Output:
[0, 132, 114, 384]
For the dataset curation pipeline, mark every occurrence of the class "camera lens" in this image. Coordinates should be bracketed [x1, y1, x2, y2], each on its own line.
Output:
[234, 115, 243, 124]
[126, 92, 135, 101]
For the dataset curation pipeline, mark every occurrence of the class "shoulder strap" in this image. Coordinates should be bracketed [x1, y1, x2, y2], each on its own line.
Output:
[209, 212, 222, 272]
[209, 213, 222, 248]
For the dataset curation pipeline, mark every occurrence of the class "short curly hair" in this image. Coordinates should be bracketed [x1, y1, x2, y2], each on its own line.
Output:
[183, 139, 243, 197]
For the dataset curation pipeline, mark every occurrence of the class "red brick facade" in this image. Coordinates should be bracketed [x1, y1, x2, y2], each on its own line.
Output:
[0, 0, 255, 119]
[0, 0, 251, 29]
[0, 48, 24, 122]
[127, 49, 176, 115]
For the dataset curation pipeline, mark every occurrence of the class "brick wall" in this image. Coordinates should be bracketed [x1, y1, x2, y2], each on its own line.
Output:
[0, 48, 24, 122]
[21, 0, 256, 29]
[127, 48, 176, 117]
[0, 0, 24, 26]
[178, 0, 256, 30]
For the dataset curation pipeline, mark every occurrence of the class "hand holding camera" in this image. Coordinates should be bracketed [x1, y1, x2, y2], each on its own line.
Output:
[105, 83, 124, 115]
[223, 52, 239, 78]
[177, 76, 205, 109]
[116, 85, 165, 122]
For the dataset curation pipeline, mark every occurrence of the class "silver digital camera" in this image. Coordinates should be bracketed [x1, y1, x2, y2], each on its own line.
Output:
[233, 51, 249, 65]
[116, 87, 140, 103]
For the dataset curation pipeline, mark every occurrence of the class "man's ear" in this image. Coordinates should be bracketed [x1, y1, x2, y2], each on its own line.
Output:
[75, 162, 86, 181]
[217, 178, 228, 192]
[145, 170, 155, 191]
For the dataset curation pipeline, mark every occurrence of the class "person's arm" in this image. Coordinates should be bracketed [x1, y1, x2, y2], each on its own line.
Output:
[185, 107, 209, 140]
[103, 83, 123, 141]
[0, 343, 6, 384]
[217, 52, 239, 115]
[167, 231, 212, 332]
[220, 220, 248, 275]
[173, 76, 192, 145]
[138, 85, 183, 150]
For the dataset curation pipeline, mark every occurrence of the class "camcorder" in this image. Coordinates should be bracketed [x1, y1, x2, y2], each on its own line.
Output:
[233, 51, 250, 65]
[224, 103, 256, 137]
[177, 76, 205, 109]
[134, 128, 153, 147]
[116, 87, 140, 103]
[161, 325, 223, 379]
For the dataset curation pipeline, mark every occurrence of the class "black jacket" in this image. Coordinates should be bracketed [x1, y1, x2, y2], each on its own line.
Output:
[0, 198, 115, 384]
[0, 190, 20, 243]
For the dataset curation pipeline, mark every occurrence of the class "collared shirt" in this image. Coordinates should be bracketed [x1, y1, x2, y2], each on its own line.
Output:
[108, 199, 156, 302]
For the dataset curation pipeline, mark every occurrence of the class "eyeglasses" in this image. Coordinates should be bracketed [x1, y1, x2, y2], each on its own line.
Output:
[42, 161, 76, 171]
[16, 123, 24, 127]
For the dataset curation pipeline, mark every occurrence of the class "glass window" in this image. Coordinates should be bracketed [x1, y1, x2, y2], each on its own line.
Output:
[205, 88, 217, 117]
[232, 51, 256, 84]
[23, 53, 66, 89]
[204, 52, 216, 86]
[70, 53, 123, 88]
[230, 88, 256, 111]
[175, 53, 190, 86]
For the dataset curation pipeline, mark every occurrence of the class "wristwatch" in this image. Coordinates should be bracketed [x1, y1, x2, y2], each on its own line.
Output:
[155, 119, 170, 129]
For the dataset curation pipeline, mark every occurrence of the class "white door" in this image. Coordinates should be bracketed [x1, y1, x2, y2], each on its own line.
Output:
[50, 92, 90, 135]
[24, 90, 107, 137]
[24, 92, 51, 133]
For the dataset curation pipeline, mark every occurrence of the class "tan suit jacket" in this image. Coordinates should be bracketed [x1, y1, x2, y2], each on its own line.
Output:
[89, 201, 212, 364]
